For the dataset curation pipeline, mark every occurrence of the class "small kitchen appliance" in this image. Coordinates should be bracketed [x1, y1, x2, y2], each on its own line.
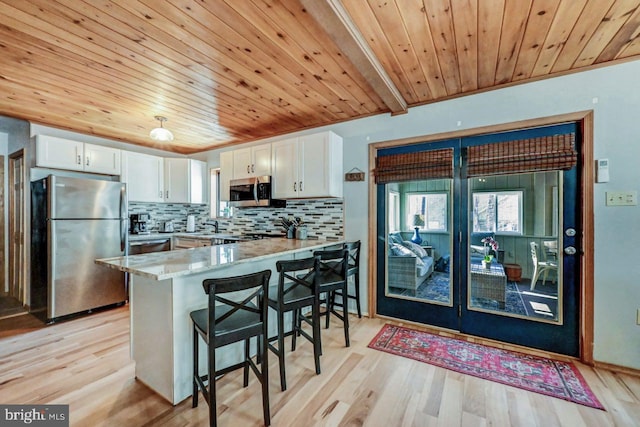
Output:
[130, 213, 150, 234]
[160, 220, 174, 233]
[229, 176, 286, 208]
[186, 215, 196, 232]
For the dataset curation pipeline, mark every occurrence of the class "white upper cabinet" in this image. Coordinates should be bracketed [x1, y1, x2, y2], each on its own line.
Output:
[232, 144, 271, 179]
[121, 152, 164, 203]
[164, 158, 207, 204]
[219, 151, 233, 201]
[84, 143, 122, 175]
[271, 131, 343, 199]
[36, 135, 121, 175]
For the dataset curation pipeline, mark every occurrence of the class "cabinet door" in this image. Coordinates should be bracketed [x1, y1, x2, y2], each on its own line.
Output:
[298, 133, 328, 198]
[189, 160, 207, 204]
[164, 158, 189, 203]
[122, 152, 164, 202]
[35, 135, 84, 171]
[219, 151, 233, 201]
[252, 144, 271, 177]
[271, 138, 299, 199]
[233, 148, 252, 179]
[299, 131, 343, 198]
[84, 144, 121, 175]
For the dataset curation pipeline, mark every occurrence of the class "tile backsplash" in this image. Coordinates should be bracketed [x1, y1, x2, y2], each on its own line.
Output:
[129, 199, 344, 240]
[129, 202, 211, 232]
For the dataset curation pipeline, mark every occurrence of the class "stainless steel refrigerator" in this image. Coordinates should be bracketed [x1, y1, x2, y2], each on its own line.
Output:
[31, 175, 128, 322]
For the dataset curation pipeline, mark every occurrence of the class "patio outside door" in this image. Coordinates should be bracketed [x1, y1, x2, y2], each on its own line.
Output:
[376, 123, 581, 356]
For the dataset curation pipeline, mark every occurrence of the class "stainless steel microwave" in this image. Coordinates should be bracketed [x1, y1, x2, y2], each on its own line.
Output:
[229, 176, 285, 208]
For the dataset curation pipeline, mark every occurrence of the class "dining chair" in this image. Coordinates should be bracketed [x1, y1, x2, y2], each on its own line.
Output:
[530, 242, 558, 291]
[190, 269, 271, 427]
[267, 256, 322, 392]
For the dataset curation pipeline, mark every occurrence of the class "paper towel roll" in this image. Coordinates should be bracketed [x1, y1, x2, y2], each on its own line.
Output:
[186, 215, 196, 232]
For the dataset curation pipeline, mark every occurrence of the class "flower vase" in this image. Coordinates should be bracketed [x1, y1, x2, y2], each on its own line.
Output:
[482, 259, 491, 269]
[410, 227, 422, 245]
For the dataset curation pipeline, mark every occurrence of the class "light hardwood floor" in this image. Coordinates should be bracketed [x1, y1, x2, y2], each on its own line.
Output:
[1, 306, 638, 426]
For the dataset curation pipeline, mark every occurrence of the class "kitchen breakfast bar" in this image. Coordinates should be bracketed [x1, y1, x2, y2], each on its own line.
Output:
[96, 238, 343, 405]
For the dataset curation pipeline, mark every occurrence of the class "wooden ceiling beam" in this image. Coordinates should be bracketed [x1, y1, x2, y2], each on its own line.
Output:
[300, 0, 408, 115]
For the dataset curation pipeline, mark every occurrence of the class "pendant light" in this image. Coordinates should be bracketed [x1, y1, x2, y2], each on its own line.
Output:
[149, 116, 174, 142]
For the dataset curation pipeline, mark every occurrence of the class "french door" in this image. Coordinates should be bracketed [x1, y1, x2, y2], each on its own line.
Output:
[376, 123, 581, 356]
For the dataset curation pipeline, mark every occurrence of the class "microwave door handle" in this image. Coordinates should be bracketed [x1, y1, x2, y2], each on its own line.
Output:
[253, 177, 259, 205]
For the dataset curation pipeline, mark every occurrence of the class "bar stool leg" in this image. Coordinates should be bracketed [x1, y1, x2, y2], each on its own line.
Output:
[354, 271, 362, 318]
[208, 337, 217, 427]
[192, 324, 199, 408]
[277, 310, 287, 391]
[342, 282, 350, 347]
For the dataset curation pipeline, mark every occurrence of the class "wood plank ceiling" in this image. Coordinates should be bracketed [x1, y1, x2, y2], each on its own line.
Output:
[0, 0, 639, 154]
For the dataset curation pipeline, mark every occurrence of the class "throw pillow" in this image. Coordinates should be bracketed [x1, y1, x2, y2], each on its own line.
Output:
[389, 243, 416, 257]
[402, 240, 427, 258]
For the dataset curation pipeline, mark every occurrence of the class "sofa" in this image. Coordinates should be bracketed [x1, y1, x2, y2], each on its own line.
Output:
[387, 233, 434, 291]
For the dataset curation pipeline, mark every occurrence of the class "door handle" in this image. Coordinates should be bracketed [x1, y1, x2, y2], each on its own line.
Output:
[293, 182, 297, 192]
[247, 165, 250, 174]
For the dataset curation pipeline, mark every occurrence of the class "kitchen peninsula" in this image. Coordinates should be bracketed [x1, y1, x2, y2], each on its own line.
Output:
[96, 238, 342, 404]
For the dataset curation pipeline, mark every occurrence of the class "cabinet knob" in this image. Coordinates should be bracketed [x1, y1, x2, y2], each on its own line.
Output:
[247, 165, 250, 174]
[251, 164, 255, 173]
[86, 156, 90, 166]
[293, 182, 297, 192]
[299, 181, 303, 192]
[77, 155, 82, 165]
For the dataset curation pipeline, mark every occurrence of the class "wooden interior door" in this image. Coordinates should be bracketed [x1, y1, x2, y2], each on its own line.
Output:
[9, 151, 23, 301]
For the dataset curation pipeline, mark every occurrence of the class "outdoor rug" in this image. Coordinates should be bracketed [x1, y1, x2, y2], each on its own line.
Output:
[368, 324, 604, 410]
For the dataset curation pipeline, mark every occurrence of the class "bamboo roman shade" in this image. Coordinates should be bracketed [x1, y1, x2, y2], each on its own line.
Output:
[465, 133, 577, 178]
[375, 148, 454, 184]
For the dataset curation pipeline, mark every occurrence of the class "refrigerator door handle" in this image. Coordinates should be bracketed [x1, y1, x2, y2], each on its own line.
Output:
[120, 185, 128, 252]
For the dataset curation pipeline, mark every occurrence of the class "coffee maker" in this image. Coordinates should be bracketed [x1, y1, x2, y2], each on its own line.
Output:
[129, 213, 150, 234]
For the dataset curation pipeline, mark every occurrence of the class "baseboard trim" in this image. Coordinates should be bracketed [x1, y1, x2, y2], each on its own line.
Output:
[593, 360, 640, 377]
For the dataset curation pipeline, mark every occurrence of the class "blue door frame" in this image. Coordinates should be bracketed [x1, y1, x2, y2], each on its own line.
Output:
[376, 122, 581, 356]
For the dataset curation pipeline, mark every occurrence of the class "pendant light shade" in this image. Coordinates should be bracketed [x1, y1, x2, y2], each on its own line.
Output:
[150, 116, 174, 142]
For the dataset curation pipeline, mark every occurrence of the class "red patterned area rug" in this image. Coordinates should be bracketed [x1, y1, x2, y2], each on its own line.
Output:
[368, 324, 604, 410]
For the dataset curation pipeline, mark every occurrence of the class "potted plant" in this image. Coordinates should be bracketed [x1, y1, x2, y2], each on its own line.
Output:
[481, 236, 499, 268]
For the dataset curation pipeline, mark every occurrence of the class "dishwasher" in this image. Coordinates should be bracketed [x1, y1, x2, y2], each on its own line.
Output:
[126, 237, 172, 298]
[128, 237, 172, 255]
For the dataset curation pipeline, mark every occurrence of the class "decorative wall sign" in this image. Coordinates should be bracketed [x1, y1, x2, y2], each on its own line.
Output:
[345, 167, 365, 182]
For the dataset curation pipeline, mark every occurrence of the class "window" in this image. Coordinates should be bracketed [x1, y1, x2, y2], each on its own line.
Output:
[210, 168, 231, 218]
[388, 190, 400, 232]
[406, 193, 447, 232]
[472, 190, 523, 234]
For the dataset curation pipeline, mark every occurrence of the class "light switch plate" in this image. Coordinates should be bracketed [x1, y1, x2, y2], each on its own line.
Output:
[606, 191, 637, 206]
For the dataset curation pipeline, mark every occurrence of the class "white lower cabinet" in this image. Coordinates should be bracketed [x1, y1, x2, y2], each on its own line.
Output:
[271, 131, 343, 199]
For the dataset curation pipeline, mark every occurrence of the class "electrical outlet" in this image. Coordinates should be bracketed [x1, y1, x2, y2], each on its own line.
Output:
[606, 191, 638, 206]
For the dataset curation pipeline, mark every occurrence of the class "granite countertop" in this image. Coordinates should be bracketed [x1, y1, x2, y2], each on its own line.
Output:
[128, 232, 240, 242]
[98, 238, 343, 280]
